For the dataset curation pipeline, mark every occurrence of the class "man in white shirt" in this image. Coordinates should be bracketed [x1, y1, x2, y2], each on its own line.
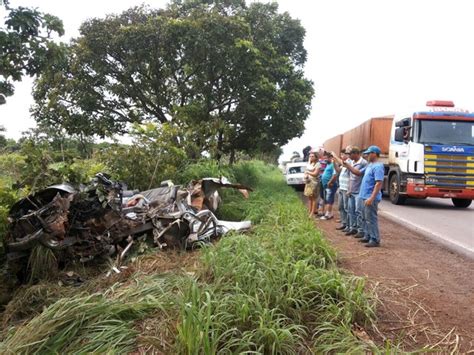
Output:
[343, 147, 368, 237]
[332, 146, 352, 231]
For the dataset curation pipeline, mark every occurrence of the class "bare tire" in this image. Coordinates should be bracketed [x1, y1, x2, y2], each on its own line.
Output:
[389, 173, 406, 205]
[452, 198, 472, 208]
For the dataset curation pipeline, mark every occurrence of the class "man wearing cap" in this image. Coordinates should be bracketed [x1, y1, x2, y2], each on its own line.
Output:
[358, 145, 384, 247]
[343, 147, 368, 237]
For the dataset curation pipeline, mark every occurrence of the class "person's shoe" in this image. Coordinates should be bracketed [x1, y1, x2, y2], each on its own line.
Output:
[365, 241, 380, 248]
[353, 232, 365, 238]
[336, 219, 341, 223]
[335, 225, 346, 230]
[342, 227, 350, 233]
[320, 215, 331, 220]
[345, 229, 357, 236]
[359, 238, 370, 243]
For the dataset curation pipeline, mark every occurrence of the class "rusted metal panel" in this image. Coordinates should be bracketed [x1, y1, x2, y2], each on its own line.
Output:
[323, 134, 343, 156]
[370, 116, 394, 154]
[341, 116, 393, 154]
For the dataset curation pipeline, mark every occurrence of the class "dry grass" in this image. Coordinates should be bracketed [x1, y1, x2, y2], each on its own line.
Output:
[367, 277, 465, 353]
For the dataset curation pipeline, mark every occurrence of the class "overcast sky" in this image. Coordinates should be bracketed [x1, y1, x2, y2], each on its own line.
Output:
[1, 0, 474, 161]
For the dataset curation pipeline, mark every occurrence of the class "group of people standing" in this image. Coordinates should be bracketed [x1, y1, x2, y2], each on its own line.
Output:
[303, 145, 384, 247]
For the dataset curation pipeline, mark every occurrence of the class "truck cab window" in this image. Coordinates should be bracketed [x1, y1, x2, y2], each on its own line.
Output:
[417, 120, 474, 146]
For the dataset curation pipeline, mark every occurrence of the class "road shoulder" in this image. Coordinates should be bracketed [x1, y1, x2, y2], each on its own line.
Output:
[313, 212, 474, 352]
[379, 203, 474, 260]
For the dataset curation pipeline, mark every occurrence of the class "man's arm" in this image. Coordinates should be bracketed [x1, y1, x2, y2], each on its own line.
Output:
[343, 161, 363, 176]
[365, 164, 384, 206]
[328, 168, 338, 187]
[365, 181, 382, 206]
[332, 152, 342, 165]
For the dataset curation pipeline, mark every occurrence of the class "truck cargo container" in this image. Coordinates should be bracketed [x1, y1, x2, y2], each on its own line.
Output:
[323, 101, 474, 208]
[324, 117, 393, 156]
[323, 134, 343, 155]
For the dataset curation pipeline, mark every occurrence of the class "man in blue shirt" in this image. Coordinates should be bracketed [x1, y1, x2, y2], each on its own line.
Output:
[358, 145, 384, 247]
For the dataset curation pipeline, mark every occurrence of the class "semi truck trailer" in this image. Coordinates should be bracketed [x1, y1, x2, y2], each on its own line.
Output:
[323, 100, 474, 208]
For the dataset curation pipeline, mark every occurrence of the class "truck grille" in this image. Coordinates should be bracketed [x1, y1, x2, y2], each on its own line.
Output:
[424, 148, 474, 188]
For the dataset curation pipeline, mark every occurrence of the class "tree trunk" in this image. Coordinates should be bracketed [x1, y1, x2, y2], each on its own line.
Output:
[229, 149, 236, 165]
[216, 129, 223, 162]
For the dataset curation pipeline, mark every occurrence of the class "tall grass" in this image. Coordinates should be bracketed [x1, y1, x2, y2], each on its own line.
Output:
[173, 161, 378, 353]
[0, 160, 387, 354]
[0, 275, 189, 354]
[27, 244, 58, 283]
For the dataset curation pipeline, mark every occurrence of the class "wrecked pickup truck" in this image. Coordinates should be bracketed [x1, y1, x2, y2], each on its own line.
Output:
[3, 173, 251, 285]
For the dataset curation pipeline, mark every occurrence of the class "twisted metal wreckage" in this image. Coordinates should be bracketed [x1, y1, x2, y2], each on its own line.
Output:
[4, 173, 252, 281]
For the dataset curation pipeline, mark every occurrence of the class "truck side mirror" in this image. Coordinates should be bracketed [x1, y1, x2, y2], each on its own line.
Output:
[395, 118, 412, 127]
[394, 127, 405, 142]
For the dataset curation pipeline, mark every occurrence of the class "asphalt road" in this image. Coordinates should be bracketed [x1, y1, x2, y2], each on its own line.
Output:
[379, 197, 474, 258]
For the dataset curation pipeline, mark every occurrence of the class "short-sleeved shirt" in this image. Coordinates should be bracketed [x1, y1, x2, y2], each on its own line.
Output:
[359, 162, 385, 201]
[338, 160, 351, 191]
[318, 159, 327, 176]
[349, 158, 368, 194]
[305, 162, 320, 183]
[322, 162, 335, 188]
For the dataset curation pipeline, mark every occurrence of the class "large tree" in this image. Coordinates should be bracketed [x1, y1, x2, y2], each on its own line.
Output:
[0, 0, 65, 103]
[33, 0, 314, 159]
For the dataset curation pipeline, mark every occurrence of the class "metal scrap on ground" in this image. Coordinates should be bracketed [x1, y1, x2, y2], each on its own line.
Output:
[3, 173, 252, 284]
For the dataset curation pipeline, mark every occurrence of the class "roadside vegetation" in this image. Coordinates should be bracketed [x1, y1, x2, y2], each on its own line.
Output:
[0, 1, 399, 352]
[0, 161, 389, 354]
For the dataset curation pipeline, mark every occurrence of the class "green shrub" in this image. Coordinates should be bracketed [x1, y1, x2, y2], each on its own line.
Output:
[176, 160, 235, 185]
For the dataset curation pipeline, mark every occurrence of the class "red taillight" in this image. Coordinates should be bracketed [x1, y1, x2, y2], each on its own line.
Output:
[426, 100, 455, 107]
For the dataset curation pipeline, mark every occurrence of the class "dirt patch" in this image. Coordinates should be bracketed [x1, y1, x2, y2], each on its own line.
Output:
[310, 201, 474, 352]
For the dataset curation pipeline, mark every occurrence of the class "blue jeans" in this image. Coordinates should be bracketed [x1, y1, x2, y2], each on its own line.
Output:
[363, 199, 380, 243]
[356, 195, 366, 235]
[347, 193, 357, 231]
[348, 193, 364, 233]
[324, 184, 338, 204]
[338, 190, 349, 226]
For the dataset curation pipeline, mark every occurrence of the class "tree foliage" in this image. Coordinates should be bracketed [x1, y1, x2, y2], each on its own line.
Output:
[0, 0, 65, 102]
[98, 123, 190, 191]
[33, 0, 314, 160]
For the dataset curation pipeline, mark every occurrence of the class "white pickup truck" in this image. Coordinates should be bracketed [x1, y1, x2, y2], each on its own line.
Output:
[285, 162, 307, 189]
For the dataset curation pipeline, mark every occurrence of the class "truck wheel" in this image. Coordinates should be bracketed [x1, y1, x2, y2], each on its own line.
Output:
[452, 198, 472, 208]
[389, 174, 406, 205]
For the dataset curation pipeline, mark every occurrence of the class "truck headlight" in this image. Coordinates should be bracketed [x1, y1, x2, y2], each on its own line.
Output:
[407, 178, 425, 185]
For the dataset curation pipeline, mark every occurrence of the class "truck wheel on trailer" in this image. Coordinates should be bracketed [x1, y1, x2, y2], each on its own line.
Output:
[451, 198, 472, 208]
[389, 173, 406, 205]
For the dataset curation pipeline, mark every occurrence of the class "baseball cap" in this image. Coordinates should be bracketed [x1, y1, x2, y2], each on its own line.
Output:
[363, 145, 381, 154]
[349, 146, 361, 154]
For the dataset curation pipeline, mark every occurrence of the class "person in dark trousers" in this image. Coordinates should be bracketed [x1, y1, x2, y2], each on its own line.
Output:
[358, 145, 384, 247]
[342, 147, 368, 237]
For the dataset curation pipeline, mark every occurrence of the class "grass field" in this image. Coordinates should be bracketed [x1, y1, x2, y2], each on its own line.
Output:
[0, 161, 388, 354]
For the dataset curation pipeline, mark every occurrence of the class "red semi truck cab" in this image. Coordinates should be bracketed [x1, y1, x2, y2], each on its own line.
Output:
[323, 100, 474, 208]
[387, 101, 474, 208]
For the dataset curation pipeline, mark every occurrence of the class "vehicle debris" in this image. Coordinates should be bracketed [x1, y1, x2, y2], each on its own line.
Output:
[2, 173, 252, 288]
